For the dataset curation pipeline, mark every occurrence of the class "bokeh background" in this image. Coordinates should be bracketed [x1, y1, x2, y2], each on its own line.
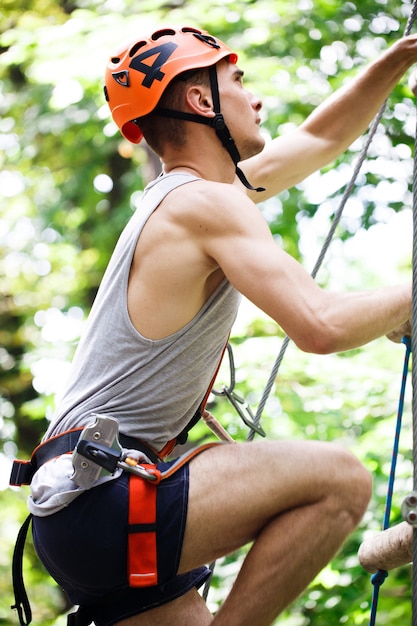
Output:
[1, 0, 416, 623]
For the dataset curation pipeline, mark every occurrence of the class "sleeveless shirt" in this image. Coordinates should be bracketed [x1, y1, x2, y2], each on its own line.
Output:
[29, 173, 240, 516]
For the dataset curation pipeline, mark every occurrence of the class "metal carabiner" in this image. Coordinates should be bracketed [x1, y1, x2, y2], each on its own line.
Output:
[212, 344, 266, 437]
[222, 387, 266, 437]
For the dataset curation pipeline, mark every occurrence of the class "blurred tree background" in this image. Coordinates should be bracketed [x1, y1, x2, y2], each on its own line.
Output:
[1, 0, 416, 624]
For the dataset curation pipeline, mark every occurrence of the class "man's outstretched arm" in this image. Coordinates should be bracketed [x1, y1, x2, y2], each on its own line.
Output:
[194, 182, 411, 354]
[241, 34, 417, 200]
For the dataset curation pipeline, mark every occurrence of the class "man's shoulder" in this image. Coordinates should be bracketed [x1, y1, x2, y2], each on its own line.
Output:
[169, 177, 255, 220]
[151, 175, 261, 244]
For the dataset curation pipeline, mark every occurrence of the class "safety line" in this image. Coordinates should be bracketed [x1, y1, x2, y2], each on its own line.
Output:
[249, 98, 387, 440]
[368, 336, 411, 626]
[412, 37, 417, 626]
[207, 3, 417, 614]
[249, 0, 417, 439]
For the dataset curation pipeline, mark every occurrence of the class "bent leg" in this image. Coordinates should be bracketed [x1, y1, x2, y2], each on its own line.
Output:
[116, 439, 371, 626]
[180, 439, 371, 625]
[114, 587, 213, 625]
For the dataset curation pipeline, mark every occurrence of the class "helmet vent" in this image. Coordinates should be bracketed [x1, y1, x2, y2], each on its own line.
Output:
[193, 33, 220, 50]
[111, 57, 120, 64]
[181, 27, 201, 34]
[129, 41, 146, 57]
[151, 28, 176, 41]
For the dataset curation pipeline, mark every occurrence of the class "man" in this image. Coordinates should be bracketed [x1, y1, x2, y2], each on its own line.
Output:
[18, 26, 416, 626]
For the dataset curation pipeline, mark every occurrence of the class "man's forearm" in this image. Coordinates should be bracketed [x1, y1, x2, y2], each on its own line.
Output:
[309, 283, 412, 355]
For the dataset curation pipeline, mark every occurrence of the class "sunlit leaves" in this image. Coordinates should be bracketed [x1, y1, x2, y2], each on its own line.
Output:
[1, 0, 417, 623]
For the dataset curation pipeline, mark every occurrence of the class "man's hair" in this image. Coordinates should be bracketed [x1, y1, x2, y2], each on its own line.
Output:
[135, 67, 211, 156]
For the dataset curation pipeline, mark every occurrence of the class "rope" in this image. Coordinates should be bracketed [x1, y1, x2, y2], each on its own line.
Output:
[407, 1, 417, 36]
[207, 2, 417, 611]
[368, 5, 417, 623]
[399, 6, 417, 625]
[368, 336, 411, 626]
[384, 337, 412, 533]
[412, 38, 417, 626]
[248, 0, 417, 439]
[369, 570, 389, 626]
[247, 98, 388, 440]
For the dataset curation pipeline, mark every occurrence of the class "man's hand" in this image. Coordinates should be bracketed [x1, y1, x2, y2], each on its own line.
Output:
[386, 320, 412, 344]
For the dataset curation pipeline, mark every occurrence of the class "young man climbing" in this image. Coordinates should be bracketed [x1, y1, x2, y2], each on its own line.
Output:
[14, 25, 417, 626]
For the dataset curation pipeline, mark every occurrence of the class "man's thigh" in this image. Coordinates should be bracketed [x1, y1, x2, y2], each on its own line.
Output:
[178, 438, 367, 573]
[114, 588, 212, 626]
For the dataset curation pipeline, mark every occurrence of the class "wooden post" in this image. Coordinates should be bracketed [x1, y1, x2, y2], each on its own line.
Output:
[358, 522, 413, 573]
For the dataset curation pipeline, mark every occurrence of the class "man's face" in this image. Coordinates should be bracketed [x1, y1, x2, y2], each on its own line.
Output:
[216, 59, 265, 161]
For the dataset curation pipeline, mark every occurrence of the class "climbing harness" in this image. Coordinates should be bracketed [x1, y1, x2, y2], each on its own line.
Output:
[9, 319, 233, 626]
[10, 414, 223, 626]
[10, 424, 163, 488]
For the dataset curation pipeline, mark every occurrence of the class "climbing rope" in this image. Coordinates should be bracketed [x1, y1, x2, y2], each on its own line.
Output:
[368, 337, 411, 626]
[366, 3, 417, 624]
[207, 3, 417, 615]
[248, 102, 388, 440]
[363, 5, 417, 622]
[412, 35, 417, 626]
[247, 0, 417, 440]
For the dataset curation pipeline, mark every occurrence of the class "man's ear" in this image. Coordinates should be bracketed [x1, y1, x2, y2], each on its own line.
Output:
[185, 85, 215, 119]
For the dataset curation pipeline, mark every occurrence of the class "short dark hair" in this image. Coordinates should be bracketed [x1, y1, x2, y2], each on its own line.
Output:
[135, 67, 210, 155]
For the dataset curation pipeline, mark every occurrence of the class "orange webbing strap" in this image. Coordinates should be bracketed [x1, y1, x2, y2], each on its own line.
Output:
[155, 438, 176, 460]
[200, 338, 230, 411]
[159, 441, 222, 481]
[128, 466, 160, 588]
[127, 442, 223, 588]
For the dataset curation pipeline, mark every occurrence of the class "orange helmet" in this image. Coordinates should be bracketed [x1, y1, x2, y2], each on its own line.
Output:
[104, 26, 238, 143]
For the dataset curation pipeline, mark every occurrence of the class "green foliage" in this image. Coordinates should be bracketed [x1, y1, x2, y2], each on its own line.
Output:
[1, 0, 416, 624]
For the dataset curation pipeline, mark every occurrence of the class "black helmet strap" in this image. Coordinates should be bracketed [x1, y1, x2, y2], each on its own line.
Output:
[153, 64, 265, 192]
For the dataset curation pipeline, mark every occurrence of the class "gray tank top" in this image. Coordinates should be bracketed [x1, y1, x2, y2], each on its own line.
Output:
[44, 173, 240, 451]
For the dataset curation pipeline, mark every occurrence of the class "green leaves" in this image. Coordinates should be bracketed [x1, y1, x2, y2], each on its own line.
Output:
[1, 0, 416, 623]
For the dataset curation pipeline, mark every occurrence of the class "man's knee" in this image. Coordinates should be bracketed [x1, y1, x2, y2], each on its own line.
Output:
[114, 589, 212, 626]
[329, 444, 372, 524]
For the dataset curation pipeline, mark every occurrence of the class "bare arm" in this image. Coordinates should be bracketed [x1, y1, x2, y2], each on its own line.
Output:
[197, 185, 411, 354]
[240, 35, 417, 202]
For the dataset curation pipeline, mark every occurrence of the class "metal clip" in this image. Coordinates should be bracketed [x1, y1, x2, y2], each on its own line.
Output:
[211, 344, 266, 437]
[71, 414, 158, 488]
[401, 491, 417, 526]
[222, 387, 266, 437]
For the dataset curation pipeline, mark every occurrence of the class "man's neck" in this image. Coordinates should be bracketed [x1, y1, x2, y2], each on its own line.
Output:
[161, 141, 236, 185]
